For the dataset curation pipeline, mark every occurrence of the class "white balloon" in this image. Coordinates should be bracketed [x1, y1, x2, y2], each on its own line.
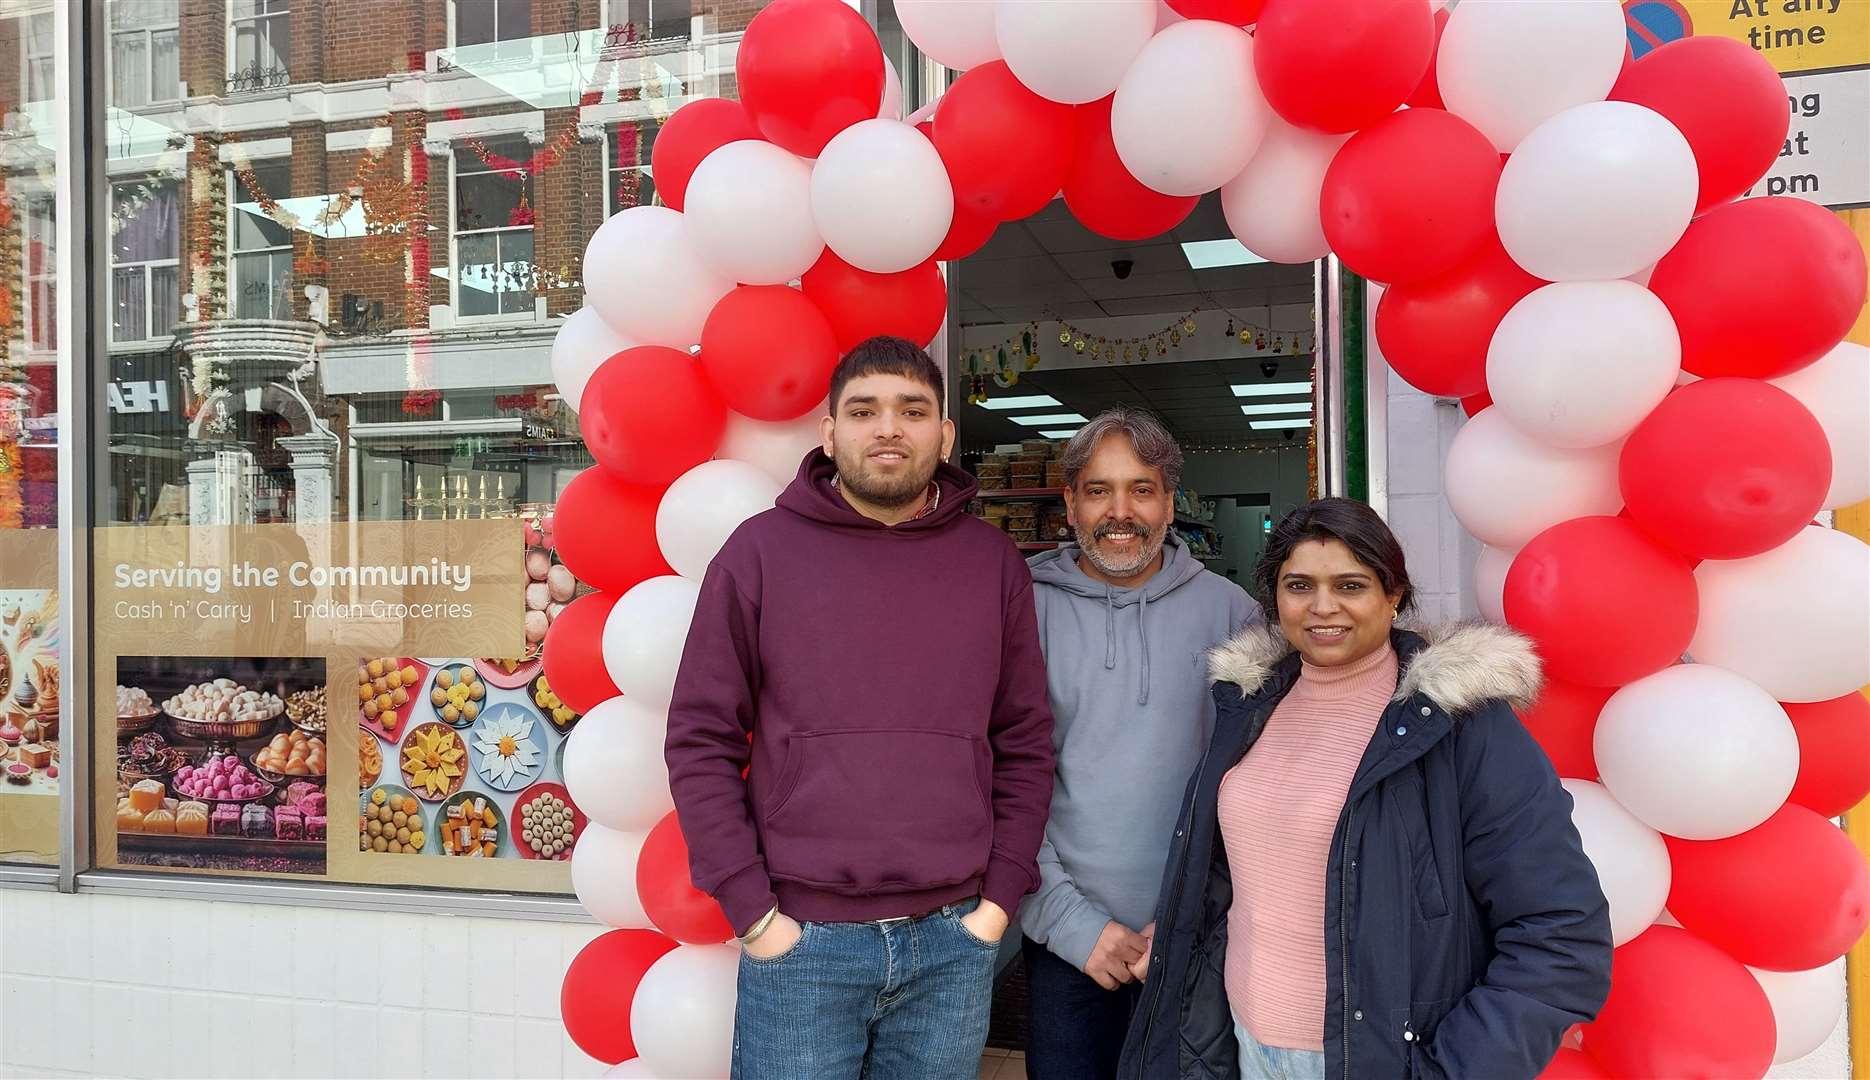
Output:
[631, 945, 739, 1080]
[1497, 102, 1699, 282]
[717, 403, 827, 485]
[684, 141, 823, 286]
[603, 575, 703, 709]
[572, 824, 651, 929]
[657, 460, 783, 581]
[1486, 282, 1681, 449]
[1562, 780, 1672, 946]
[584, 206, 734, 349]
[879, 54, 903, 120]
[551, 307, 635, 413]
[1154, 0, 1184, 30]
[603, 1059, 665, 1079]
[896, 0, 999, 71]
[1444, 408, 1623, 550]
[1473, 544, 1517, 624]
[810, 120, 954, 274]
[1690, 527, 1870, 703]
[996, 0, 1155, 105]
[1594, 664, 1799, 841]
[563, 698, 675, 833]
[1112, 21, 1269, 197]
[1772, 342, 1870, 510]
[1437, 0, 1628, 152]
[1220, 116, 1349, 265]
[1751, 960, 1847, 1065]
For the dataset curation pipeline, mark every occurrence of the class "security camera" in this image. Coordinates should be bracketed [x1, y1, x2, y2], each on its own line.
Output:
[1111, 259, 1134, 280]
[1283, 429, 1297, 442]
[1259, 360, 1279, 378]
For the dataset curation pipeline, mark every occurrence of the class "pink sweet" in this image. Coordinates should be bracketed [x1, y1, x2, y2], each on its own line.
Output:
[0, 722, 20, 744]
[45, 765, 57, 779]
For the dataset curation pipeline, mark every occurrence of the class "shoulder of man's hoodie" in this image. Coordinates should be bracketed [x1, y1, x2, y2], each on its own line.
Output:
[708, 503, 1032, 569]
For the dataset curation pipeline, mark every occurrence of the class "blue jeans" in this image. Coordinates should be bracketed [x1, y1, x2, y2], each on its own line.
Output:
[1235, 1018, 1326, 1080]
[731, 898, 999, 1080]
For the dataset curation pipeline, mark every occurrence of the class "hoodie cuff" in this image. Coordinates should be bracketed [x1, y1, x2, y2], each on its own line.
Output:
[981, 857, 1035, 925]
[714, 864, 780, 938]
[1047, 904, 1114, 974]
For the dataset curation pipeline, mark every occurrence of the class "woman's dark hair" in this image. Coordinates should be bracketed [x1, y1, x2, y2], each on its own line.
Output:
[1254, 498, 1414, 616]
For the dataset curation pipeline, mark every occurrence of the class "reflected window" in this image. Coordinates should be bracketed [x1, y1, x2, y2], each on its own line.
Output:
[111, 179, 182, 344]
[228, 0, 291, 92]
[23, 11, 54, 103]
[453, 0, 532, 48]
[23, 197, 56, 352]
[231, 161, 294, 321]
[614, 0, 693, 41]
[453, 138, 537, 320]
[606, 122, 659, 215]
[110, 0, 182, 107]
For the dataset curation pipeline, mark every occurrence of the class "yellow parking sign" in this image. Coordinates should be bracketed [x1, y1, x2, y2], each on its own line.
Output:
[1676, 0, 1870, 75]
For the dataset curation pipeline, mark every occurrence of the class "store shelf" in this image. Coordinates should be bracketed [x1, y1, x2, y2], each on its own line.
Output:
[1016, 542, 1061, 551]
[1175, 517, 1217, 530]
[977, 486, 1065, 500]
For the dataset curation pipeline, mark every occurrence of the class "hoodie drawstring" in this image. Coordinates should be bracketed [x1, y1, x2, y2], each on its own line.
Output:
[1137, 588, 1151, 706]
[1100, 583, 1154, 705]
[1104, 587, 1117, 672]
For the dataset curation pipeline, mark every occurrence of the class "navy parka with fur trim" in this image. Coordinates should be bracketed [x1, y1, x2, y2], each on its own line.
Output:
[1118, 625, 1612, 1080]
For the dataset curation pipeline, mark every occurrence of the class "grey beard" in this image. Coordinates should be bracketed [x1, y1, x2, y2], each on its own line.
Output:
[1075, 520, 1168, 579]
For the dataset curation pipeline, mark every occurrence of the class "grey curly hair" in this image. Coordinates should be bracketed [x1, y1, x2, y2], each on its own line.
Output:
[1059, 406, 1184, 493]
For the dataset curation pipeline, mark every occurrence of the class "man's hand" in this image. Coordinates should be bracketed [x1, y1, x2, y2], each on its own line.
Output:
[1083, 920, 1149, 991]
[960, 898, 1010, 945]
[1126, 922, 1156, 983]
[742, 912, 804, 961]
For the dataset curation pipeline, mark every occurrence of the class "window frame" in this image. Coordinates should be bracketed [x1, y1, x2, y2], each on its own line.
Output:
[448, 139, 539, 325]
[107, 176, 182, 346]
[225, 161, 296, 323]
[20, 8, 56, 104]
[225, 0, 292, 94]
[598, 0, 695, 44]
[105, 0, 182, 108]
[447, 0, 532, 49]
[603, 121, 659, 217]
[21, 189, 58, 352]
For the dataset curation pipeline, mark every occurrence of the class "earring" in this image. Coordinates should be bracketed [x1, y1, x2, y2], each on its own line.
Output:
[1391, 607, 1400, 622]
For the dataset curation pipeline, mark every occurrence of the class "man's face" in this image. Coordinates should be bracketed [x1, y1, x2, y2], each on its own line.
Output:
[1064, 433, 1172, 581]
[821, 373, 955, 509]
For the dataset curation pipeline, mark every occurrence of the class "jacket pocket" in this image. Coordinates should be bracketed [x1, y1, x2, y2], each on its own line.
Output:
[761, 728, 992, 894]
[1386, 770, 1451, 922]
[1393, 998, 1456, 1078]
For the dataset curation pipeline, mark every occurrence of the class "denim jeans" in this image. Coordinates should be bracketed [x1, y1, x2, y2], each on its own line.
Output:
[731, 898, 999, 1080]
[1021, 937, 1141, 1080]
[1235, 1017, 1327, 1080]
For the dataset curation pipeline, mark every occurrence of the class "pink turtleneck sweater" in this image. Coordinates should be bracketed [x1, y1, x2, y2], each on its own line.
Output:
[1217, 641, 1399, 1051]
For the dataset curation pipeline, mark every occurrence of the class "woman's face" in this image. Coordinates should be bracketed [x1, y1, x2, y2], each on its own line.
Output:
[1275, 538, 1404, 668]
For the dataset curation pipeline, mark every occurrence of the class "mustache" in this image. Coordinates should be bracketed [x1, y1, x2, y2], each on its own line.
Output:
[1092, 520, 1156, 540]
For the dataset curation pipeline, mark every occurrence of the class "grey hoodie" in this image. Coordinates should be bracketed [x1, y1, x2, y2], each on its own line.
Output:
[1019, 533, 1262, 970]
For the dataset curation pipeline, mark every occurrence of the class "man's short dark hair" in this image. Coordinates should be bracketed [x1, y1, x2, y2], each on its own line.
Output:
[828, 337, 945, 415]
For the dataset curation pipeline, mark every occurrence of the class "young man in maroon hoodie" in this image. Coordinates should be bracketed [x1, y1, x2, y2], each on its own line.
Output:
[665, 336, 1056, 1080]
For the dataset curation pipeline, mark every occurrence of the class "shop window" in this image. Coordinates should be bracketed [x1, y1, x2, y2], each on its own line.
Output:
[608, 0, 693, 42]
[452, 0, 532, 48]
[230, 161, 294, 321]
[452, 138, 537, 321]
[22, 10, 55, 103]
[110, 0, 182, 107]
[606, 121, 660, 215]
[110, 178, 181, 345]
[228, 0, 290, 92]
[22, 196, 56, 352]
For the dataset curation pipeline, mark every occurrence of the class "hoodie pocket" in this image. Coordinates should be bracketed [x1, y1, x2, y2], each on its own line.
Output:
[762, 729, 993, 894]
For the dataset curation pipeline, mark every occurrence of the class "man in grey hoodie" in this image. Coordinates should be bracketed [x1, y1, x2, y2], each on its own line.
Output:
[1020, 406, 1262, 1080]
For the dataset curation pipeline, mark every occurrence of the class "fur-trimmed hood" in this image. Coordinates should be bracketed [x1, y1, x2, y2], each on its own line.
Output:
[1207, 622, 1543, 714]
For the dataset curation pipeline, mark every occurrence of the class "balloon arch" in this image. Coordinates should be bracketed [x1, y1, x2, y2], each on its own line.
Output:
[540, 1, 1870, 1076]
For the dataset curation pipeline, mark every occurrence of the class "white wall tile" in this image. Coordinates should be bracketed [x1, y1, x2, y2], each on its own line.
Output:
[51, 978, 94, 1076]
[287, 907, 337, 1006]
[1, 974, 56, 1071]
[375, 1001, 425, 1079]
[420, 1011, 472, 1079]
[514, 1018, 565, 1080]
[559, 1030, 608, 1080]
[466, 920, 517, 1015]
[465, 1013, 517, 1080]
[421, 916, 474, 1014]
[52, 893, 92, 983]
[289, 1002, 339, 1080]
[336, 911, 385, 1006]
[379, 913, 429, 1011]
[86, 982, 137, 1079]
[334, 1004, 384, 1079]
[1, 892, 53, 977]
[511, 924, 566, 1021]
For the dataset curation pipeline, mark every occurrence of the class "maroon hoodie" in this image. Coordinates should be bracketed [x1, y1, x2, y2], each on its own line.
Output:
[665, 450, 1056, 934]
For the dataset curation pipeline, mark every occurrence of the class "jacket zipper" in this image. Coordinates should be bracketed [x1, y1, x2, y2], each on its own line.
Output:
[1336, 810, 1352, 1080]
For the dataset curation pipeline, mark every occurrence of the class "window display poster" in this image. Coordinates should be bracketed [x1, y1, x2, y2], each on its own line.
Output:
[0, 528, 59, 865]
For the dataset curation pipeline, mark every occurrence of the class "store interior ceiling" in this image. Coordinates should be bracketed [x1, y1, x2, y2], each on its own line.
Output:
[956, 193, 1318, 453]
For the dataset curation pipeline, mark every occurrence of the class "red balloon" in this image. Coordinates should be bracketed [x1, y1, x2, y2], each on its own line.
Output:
[1783, 692, 1870, 818]
[933, 61, 1076, 221]
[1582, 926, 1775, 1080]
[1374, 235, 1543, 397]
[542, 593, 623, 716]
[561, 929, 679, 1065]
[1504, 517, 1698, 688]
[735, 0, 884, 158]
[917, 120, 998, 260]
[580, 346, 727, 486]
[1650, 197, 1869, 380]
[1064, 97, 1199, 242]
[1537, 1049, 1607, 1080]
[637, 812, 736, 945]
[1321, 108, 1501, 285]
[650, 99, 760, 213]
[1665, 803, 1870, 972]
[800, 252, 947, 354]
[1460, 390, 1492, 417]
[1164, 0, 1263, 23]
[700, 286, 838, 422]
[553, 468, 674, 597]
[1520, 680, 1611, 781]
[1609, 36, 1789, 214]
[1255, 0, 1434, 133]
[1405, 6, 1451, 110]
[1620, 379, 1831, 561]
